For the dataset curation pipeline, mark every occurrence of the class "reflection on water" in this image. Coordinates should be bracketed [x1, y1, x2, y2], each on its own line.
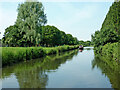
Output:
[92, 54, 120, 89]
[79, 49, 83, 52]
[2, 47, 120, 89]
[2, 50, 78, 88]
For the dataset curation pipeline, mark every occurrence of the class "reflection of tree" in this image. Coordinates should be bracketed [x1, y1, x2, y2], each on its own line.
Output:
[92, 55, 120, 89]
[2, 50, 78, 88]
[41, 50, 79, 71]
[15, 69, 48, 88]
[85, 48, 91, 50]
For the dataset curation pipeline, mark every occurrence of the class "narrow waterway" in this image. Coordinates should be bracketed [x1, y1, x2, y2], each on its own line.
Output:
[2, 47, 115, 88]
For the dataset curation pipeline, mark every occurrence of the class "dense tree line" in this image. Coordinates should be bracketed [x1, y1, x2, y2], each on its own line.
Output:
[78, 40, 92, 47]
[2, 1, 79, 47]
[41, 25, 79, 47]
[91, 1, 120, 47]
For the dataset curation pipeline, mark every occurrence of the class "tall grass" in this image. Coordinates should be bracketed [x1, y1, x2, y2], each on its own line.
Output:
[2, 45, 79, 66]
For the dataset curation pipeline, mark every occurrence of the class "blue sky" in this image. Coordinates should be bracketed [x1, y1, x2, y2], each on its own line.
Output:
[0, 1, 113, 41]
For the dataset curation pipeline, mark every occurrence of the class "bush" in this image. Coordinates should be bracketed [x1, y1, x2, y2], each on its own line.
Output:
[94, 42, 119, 62]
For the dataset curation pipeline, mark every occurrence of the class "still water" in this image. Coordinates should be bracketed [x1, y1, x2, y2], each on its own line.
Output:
[2, 47, 118, 88]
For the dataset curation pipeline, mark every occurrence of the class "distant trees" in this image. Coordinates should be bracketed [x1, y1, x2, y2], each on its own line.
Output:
[2, 1, 79, 47]
[91, 1, 120, 47]
[79, 40, 92, 47]
[41, 25, 78, 47]
[41, 25, 61, 46]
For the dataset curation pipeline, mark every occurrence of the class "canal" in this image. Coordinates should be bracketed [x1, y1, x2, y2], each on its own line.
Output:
[2, 47, 118, 88]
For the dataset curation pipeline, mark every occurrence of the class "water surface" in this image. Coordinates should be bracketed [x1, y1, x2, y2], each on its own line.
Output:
[2, 47, 118, 88]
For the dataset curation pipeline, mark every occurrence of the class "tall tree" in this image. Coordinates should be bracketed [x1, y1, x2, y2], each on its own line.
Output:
[3, 1, 47, 47]
[92, 1, 120, 47]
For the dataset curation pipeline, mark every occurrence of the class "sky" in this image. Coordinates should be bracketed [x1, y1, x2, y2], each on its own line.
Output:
[0, 0, 114, 41]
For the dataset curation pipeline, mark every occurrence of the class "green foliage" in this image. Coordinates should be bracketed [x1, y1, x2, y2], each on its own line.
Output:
[41, 25, 79, 46]
[2, 45, 79, 66]
[41, 25, 61, 46]
[16, 2, 47, 47]
[78, 40, 92, 47]
[2, 2, 47, 47]
[44, 48, 57, 55]
[2, 2, 79, 47]
[94, 42, 119, 62]
[2, 47, 45, 66]
[65, 34, 78, 45]
[60, 31, 68, 45]
[2, 25, 19, 47]
[93, 42, 120, 89]
[92, 1, 120, 47]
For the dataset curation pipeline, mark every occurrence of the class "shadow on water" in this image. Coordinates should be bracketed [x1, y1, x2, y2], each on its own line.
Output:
[92, 53, 120, 90]
[2, 50, 79, 88]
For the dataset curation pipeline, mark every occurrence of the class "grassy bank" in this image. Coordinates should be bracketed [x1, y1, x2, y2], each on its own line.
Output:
[2, 45, 79, 66]
[94, 42, 119, 63]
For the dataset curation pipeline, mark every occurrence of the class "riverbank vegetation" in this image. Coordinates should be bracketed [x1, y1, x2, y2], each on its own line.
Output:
[94, 42, 119, 63]
[2, 45, 79, 66]
[91, 1, 120, 62]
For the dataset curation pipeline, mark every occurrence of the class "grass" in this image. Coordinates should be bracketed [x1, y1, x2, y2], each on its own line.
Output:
[1, 45, 79, 66]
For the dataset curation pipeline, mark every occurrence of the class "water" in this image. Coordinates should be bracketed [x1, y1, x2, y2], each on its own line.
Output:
[1, 47, 118, 88]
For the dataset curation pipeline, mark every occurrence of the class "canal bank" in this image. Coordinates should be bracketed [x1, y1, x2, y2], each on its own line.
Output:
[2, 47, 116, 88]
[2, 45, 79, 66]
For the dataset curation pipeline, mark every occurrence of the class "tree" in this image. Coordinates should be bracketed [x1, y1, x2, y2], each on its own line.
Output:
[2, 25, 20, 47]
[91, 1, 120, 47]
[2, 1, 47, 47]
[78, 40, 91, 47]
[41, 25, 61, 47]
[66, 34, 74, 45]
[16, 1, 47, 46]
[2, 1, 80, 47]
[73, 37, 78, 45]
[60, 31, 67, 45]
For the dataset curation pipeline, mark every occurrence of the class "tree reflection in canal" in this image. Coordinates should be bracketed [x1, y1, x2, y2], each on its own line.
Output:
[92, 54, 120, 89]
[2, 50, 78, 88]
